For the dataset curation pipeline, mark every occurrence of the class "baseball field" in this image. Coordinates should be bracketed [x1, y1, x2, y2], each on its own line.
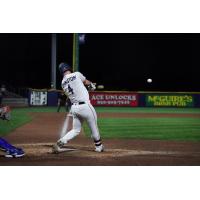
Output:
[0, 106, 200, 165]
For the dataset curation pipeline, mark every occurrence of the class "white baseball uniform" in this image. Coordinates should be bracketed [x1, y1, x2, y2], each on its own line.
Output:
[59, 72, 101, 146]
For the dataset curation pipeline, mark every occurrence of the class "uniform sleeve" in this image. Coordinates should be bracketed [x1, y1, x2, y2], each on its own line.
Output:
[76, 72, 86, 82]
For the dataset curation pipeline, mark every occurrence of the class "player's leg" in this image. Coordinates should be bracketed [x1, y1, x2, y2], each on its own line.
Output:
[0, 137, 25, 158]
[52, 115, 82, 153]
[59, 113, 73, 138]
[86, 104, 104, 152]
[0, 137, 13, 151]
[60, 115, 82, 143]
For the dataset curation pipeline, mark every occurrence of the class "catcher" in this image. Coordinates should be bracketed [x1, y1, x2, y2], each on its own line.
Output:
[0, 106, 25, 158]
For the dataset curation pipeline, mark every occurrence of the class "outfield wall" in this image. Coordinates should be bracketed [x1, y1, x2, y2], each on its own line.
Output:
[28, 89, 200, 108]
[89, 91, 200, 108]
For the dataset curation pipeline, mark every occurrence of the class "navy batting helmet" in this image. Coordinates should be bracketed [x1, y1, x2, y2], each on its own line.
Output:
[58, 63, 72, 75]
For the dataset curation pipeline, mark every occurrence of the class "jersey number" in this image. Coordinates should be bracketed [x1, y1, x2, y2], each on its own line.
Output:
[67, 84, 74, 95]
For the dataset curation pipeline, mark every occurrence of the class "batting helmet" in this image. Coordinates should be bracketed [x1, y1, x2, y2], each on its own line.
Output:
[58, 63, 72, 75]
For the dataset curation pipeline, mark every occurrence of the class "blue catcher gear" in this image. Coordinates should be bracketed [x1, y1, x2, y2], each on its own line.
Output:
[0, 137, 25, 158]
[58, 63, 72, 75]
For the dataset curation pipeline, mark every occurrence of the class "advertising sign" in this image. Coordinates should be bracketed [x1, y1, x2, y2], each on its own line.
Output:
[30, 90, 47, 106]
[146, 94, 194, 107]
[89, 92, 138, 107]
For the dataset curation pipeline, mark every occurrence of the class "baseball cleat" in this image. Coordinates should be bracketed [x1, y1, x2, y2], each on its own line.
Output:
[4, 148, 25, 158]
[52, 144, 61, 154]
[52, 140, 64, 154]
[95, 144, 104, 152]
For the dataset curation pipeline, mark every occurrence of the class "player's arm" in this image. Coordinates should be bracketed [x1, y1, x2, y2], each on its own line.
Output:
[77, 72, 96, 90]
[83, 79, 92, 86]
[84, 80, 96, 91]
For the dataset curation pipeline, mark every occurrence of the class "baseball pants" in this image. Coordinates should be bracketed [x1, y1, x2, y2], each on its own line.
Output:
[60, 102, 101, 143]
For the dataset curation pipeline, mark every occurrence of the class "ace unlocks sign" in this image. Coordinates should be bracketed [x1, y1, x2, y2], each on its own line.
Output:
[146, 94, 194, 107]
[89, 92, 138, 107]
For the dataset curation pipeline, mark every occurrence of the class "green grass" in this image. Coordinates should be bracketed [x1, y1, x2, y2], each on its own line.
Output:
[12, 107, 59, 113]
[0, 108, 32, 137]
[1, 106, 200, 141]
[11, 106, 200, 114]
[95, 107, 200, 114]
[83, 117, 200, 141]
[0, 107, 65, 137]
[0, 107, 61, 136]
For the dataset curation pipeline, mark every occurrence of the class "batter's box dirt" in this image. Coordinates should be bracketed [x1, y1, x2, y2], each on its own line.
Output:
[17, 143, 200, 159]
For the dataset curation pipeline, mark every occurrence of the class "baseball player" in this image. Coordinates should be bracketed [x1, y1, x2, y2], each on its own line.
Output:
[52, 62, 104, 153]
[0, 106, 11, 121]
[0, 106, 25, 158]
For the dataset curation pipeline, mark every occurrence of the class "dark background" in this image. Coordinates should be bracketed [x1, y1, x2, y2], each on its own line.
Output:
[0, 33, 200, 91]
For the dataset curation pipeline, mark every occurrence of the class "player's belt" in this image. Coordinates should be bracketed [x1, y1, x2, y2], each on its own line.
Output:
[72, 102, 85, 105]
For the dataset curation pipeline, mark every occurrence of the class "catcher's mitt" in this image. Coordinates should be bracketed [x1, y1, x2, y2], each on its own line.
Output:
[0, 106, 11, 121]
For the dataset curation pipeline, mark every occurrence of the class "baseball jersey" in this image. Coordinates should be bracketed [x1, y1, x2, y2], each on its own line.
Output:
[61, 72, 89, 104]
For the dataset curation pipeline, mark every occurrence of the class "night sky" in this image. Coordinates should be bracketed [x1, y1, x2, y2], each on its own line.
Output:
[0, 33, 200, 91]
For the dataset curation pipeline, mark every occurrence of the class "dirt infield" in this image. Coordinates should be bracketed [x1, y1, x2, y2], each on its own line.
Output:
[1, 112, 200, 166]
